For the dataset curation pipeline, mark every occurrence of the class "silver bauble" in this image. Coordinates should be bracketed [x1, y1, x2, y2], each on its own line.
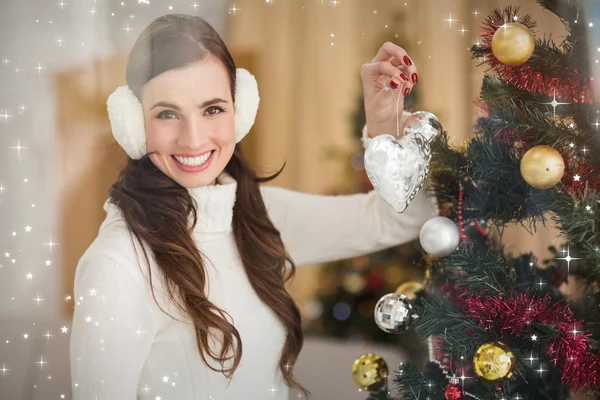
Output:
[419, 216, 460, 257]
[374, 293, 413, 334]
[402, 111, 443, 143]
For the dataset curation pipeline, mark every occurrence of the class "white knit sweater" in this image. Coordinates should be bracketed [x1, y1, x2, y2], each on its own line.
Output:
[69, 161, 438, 400]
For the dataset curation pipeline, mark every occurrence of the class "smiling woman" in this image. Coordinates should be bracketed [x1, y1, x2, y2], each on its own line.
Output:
[70, 14, 310, 400]
[68, 12, 438, 400]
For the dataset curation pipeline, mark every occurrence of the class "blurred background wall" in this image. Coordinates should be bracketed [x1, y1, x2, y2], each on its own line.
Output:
[0, 0, 578, 399]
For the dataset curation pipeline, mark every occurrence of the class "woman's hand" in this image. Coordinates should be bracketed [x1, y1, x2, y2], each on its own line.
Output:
[361, 42, 419, 138]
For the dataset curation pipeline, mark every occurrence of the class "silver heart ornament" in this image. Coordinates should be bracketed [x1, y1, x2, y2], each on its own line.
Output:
[364, 111, 443, 213]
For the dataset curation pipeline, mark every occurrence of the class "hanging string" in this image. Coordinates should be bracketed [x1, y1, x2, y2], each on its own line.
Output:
[385, 74, 404, 138]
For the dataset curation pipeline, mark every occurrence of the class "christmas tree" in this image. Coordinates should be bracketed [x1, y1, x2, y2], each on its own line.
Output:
[351, 1, 600, 399]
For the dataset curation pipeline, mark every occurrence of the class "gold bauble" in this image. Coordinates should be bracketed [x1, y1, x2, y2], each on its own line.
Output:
[520, 145, 565, 189]
[383, 266, 403, 285]
[394, 281, 424, 300]
[473, 341, 516, 383]
[351, 353, 388, 391]
[491, 23, 535, 66]
[343, 273, 366, 294]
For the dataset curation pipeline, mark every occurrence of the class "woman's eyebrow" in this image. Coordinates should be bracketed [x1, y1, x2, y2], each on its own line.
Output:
[150, 98, 229, 110]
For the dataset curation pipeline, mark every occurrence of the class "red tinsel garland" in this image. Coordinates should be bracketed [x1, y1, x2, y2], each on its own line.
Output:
[560, 153, 600, 195]
[460, 292, 600, 393]
[494, 129, 522, 145]
[479, 8, 598, 103]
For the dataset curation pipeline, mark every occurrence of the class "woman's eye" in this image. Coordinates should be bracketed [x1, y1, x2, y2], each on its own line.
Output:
[206, 106, 225, 116]
[157, 111, 177, 119]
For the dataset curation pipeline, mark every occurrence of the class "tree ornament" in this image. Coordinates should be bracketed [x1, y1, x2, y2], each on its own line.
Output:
[394, 281, 424, 300]
[351, 353, 388, 391]
[520, 145, 565, 189]
[419, 216, 460, 257]
[364, 111, 442, 213]
[473, 341, 516, 383]
[374, 293, 414, 334]
[444, 383, 464, 400]
[491, 22, 535, 66]
[342, 272, 366, 294]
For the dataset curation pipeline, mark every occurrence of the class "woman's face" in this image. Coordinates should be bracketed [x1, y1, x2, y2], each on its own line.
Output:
[141, 57, 236, 188]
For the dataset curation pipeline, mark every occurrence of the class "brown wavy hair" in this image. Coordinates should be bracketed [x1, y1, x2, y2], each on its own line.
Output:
[108, 14, 308, 396]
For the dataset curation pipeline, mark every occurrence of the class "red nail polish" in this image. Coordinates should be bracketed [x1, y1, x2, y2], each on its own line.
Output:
[411, 73, 419, 84]
[403, 87, 411, 97]
[399, 73, 409, 81]
[390, 80, 399, 89]
[403, 55, 412, 66]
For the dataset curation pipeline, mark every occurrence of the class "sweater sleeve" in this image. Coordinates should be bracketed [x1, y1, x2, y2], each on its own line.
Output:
[261, 184, 438, 267]
[70, 254, 159, 400]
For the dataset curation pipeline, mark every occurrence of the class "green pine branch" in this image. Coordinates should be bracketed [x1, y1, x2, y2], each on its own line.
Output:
[485, 100, 575, 147]
[412, 297, 487, 351]
[551, 190, 600, 268]
[392, 361, 444, 400]
[536, 0, 580, 22]
[480, 75, 577, 118]
[535, 0, 592, 78]
[441, 245, 511, 295]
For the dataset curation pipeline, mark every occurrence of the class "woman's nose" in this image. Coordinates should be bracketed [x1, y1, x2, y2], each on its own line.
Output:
[177, 120, 205, 150]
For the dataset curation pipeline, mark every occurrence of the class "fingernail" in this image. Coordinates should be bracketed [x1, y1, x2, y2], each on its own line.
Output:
[411, 73, 419, 84]
[403, 87, 411, 97]
[399, 73, 409, 82]
[390, 79, 399, 89]
[403, 55, 412, 66]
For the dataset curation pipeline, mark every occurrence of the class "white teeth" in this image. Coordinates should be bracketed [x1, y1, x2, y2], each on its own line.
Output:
[173, 151, 212, 167]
